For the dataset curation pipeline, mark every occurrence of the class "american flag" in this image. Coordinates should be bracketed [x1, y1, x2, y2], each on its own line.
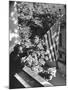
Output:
[44, 21, 60, 62]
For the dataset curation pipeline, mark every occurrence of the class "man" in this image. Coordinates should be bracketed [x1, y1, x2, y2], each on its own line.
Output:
[9, 44, 25, 88]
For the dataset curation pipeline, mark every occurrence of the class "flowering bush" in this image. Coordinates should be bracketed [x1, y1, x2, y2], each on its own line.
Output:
[10, 2, 65, 80]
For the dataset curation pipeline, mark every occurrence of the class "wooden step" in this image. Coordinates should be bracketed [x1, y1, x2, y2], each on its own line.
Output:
[23, 66, 53, 87]
[14, 70, 43, 88]
[14, 73, 31, 88]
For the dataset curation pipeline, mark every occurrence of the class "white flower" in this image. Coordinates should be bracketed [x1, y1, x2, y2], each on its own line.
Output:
[21, 57, 26, 63]
[39, 58, 45, 65]
[37, 41, 44, 50]
[45, 56, 49, 61]
[48, 67, 56, 77]
[34, 35, 40, 44]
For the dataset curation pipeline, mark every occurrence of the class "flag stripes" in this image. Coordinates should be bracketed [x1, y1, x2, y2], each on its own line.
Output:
[50, 28, 56, 61]
[44, 34, 52, 62]
[50, 29, 56, 61]
[44, 21, 60, 62]
[47, 31, 54, 61]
